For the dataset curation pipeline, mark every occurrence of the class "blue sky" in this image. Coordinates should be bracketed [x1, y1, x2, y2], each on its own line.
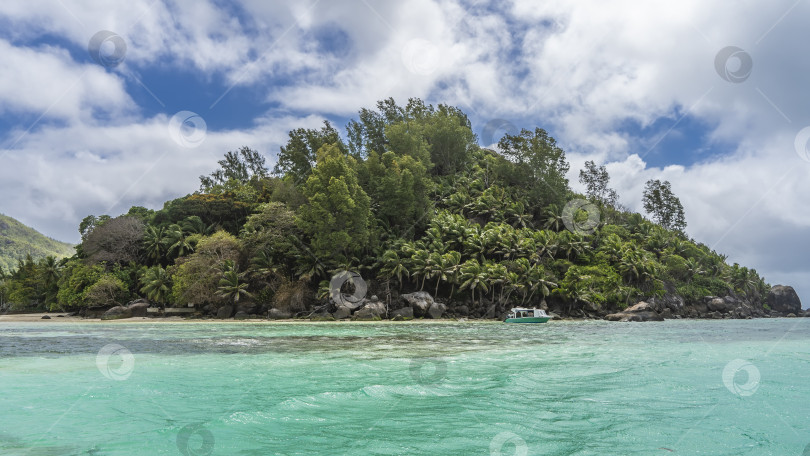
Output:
[1, 0, 809, 304]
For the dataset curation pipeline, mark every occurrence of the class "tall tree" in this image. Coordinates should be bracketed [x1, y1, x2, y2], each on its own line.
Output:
[642, 179, 686, 232]
[78, 214, 111, 241]
[347, 98, 402, 158]
[273, 121, 345, 185]
[171, 231, 242, 308]
[498, 128, 570, 210]
[82, 216, 145, 266]
[422, 104, 476, 176]
[579, 160, 619, 207]
[361, 151, 432, 234]
[199, 146, 268, 193]
[298, 144, 371, 267]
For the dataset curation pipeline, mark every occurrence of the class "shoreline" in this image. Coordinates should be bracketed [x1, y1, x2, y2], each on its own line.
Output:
[0, 313, 495, 324]
[1, 312, 805, 324]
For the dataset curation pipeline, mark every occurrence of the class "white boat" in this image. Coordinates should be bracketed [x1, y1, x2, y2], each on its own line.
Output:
[504, 307, 551, 323]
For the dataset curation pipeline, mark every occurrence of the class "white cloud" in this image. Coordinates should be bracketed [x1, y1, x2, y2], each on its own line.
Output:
[0, 39, 134, 124]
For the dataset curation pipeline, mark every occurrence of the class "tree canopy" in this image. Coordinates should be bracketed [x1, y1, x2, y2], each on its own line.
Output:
[642, 179, 687, 232]
[0, 97, 772, 320]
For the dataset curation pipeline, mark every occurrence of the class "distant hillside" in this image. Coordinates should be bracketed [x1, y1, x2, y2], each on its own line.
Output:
[0, 214, 74, 273]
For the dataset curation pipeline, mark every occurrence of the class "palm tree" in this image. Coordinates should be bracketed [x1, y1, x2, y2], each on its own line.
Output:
[684, 258, 705, 278]
[39, 256, 61, 309]
[296, 254, 325, 283]
[460, 259, 488, 307]
[139, 266, 171, 305]
[508, 201, 532, 229]
[250, 248, 283, 283]
[440, 251, 462, 298]
[492, 225, 520, 260]
[410, 249, 430, 291]
[524, 265, 556, 306]
[463, 234, 487, 263]
[423, 252, 444, 292]
[503, 271, 523, 304]
[532, 230, 558, 261]
[598, 234, 623, 264]
[618, 245, 659, 288]
[445, 191, 471, 215]
[217, 267, 252, 305]
[143, 225, 168, 264]
[557, 231, 587, 260]
[166, 224, 194, 259]
[181, 216, 214, 236]
[543, 204, 565, 231]
[486, 262, 508, 304]
[378, 249, 410, 291]
[40, 256, 60, 287]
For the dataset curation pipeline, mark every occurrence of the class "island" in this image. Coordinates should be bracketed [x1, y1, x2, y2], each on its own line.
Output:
[0, 98, 803, 322]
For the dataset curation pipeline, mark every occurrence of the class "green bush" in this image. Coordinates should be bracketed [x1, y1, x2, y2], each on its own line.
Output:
[676, 276, 731, 304]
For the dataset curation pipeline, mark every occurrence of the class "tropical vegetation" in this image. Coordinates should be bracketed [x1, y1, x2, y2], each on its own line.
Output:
[0, 98, 771, 317]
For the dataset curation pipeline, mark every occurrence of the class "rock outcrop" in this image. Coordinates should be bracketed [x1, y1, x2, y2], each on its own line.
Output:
[353, 301, 386, 320]
[400, 292, 434, 318]
[235, 302, 258, 316]
[216, 305, 233, 319]
[605, 301, 664, 322]
[101, 306, 132, 320]
[391, 307, 414, 321]
[127, 299, 150, 317]
[309, 310, 335, 321]
[427, 302, 447, 319]
[333, 304, 351, 320]
[768, 285, 802, 315]
[267, 308, 292, 319]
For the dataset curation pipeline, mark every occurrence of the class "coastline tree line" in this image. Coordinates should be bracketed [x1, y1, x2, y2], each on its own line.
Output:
[0, 98, 769, 317]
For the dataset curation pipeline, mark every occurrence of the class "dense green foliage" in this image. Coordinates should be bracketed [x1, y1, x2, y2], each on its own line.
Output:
[0, 214, 74, 274]
[0, 98, 771, 316]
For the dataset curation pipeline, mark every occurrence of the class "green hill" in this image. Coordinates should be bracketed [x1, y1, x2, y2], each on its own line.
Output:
[0, 214, 74, 273]
[0, 98, 797, 318]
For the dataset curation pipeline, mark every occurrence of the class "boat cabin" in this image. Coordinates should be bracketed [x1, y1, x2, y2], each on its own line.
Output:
[507, 308, 548, 319]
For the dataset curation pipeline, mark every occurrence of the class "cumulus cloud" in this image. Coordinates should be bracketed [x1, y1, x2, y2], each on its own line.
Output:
[0, 39, 134, 124]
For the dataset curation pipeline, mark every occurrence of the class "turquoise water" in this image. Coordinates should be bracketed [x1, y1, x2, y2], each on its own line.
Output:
[1, 319, 809, 455]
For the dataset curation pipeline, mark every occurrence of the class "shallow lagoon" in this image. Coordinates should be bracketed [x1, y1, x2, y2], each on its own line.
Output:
[1, 319, 809, 455]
